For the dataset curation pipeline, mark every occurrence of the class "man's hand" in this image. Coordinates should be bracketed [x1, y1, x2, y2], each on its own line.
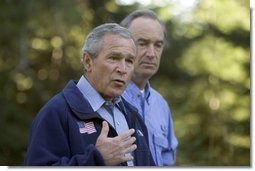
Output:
[96, 121, 137, 166]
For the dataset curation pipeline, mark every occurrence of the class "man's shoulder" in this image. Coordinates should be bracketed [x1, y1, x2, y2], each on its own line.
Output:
[149, 86, 168, 103]
[37, 91, 67, 118]
[37, 80, 79, 117]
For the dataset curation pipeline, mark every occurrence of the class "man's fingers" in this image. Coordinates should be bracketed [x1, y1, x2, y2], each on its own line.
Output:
[118, 128, 135, 140]
[123, 144, 137, 154]
[98, 121, 109, 138]
[122, 136, 136, 148]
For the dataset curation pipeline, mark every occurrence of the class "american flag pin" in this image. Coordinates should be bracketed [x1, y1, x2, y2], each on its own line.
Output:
[78, 121, 97, 134]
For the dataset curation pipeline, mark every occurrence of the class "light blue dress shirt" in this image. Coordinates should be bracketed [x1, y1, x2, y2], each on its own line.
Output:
[122, 81, 178, 166]
[76, 76, 134, 166]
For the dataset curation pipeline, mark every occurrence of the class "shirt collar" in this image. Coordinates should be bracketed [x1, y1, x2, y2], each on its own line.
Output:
[126, 81, 151, 102]
[76, 75, 121, 112]
[76, 76, 105, 111]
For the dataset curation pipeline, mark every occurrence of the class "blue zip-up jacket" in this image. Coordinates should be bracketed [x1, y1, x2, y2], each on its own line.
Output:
[24, 80, 155, 166]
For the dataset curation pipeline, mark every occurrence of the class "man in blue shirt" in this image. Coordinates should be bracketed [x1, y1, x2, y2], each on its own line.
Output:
[25, 23, 155, 166]
[121, 9, 178, 166]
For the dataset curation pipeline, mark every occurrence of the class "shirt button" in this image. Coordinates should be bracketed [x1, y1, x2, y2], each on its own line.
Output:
[117, 122, 120, 125]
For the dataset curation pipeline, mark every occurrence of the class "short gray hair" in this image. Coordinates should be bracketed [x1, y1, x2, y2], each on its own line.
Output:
[120, 9, 167, 40]
[82, 23, 134, 59]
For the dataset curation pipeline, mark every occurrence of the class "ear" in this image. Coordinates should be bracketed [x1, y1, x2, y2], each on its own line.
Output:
[82, 52, 93, 72]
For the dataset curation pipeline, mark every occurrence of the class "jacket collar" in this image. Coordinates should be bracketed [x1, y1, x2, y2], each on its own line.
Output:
[62, 80, 138, 121]
[62, 80, 101, 120]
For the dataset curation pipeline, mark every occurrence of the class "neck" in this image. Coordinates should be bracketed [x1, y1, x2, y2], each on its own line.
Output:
[132, 77, 148, 90]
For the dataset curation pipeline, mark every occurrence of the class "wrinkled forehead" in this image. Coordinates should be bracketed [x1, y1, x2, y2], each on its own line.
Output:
[128, 18, 165, 42]
[101, 33, 135, 46]
[100, 34, 137, 54]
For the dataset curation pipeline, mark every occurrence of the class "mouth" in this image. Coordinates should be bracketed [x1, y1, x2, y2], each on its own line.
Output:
[141, 62, 157, 67]
[113, 79, 126, 86]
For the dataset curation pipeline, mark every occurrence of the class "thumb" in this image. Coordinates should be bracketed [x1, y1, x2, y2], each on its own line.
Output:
[99, 121, 109, 138]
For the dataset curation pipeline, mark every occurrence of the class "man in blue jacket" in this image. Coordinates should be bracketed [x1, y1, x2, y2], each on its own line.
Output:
[120, 9, 178, 166]
[24, 23, 155, 166]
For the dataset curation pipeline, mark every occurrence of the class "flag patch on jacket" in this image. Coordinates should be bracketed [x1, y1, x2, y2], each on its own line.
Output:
[77, 121, 97, 134]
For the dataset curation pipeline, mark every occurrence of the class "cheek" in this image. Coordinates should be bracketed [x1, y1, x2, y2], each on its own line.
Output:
[155, 52, 161, 61]
[157, 51, 163, 60]
[92, 68, 110, 88]
[126, 69, 133, 79]
[137, 51, 145, 60]
[99, 73, 110, 87]
[135, 55, 143, 66]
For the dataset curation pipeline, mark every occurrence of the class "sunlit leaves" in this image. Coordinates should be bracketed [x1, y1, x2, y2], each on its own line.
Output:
[177, 35, 249, 84]
[225, 134, 250, 148]
[11, 73, 33, 91]
[195, 0, 249, 33]
[31, 38, 49, 50]
[51, 36, 63, 48]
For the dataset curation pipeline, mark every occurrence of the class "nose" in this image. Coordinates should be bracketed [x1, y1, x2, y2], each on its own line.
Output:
[145, 45, 156, 58]
[116, 60, 127, 75]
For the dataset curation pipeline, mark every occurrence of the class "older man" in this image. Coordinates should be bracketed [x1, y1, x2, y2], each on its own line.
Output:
[121, 9, 178, 166]
[25, 23, 155, 166]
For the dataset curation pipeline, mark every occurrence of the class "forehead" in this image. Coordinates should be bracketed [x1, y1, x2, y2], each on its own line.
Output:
[128, 17, 164, 41]
[100, 34, 136, 55]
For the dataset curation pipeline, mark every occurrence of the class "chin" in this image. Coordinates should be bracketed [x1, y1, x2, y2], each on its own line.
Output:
[114, 90, 124, 97]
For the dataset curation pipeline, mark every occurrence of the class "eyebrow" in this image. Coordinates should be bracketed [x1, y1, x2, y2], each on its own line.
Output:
[109, 52, 135, 59]
[137, 38, 164, 44]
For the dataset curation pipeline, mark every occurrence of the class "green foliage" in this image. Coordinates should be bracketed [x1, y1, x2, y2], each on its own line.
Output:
[153, 0, 250, 166]
[0, 0, 250, 166]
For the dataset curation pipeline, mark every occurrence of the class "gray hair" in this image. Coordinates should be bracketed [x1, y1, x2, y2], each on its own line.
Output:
[120, 9, 167, 40]
[82, 23, 134, 59]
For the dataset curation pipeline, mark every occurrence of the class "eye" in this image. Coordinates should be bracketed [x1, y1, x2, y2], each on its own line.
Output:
[137, 40, 147, 47]
[125, 57, 135, 67]
[156, 42, 163, 48]
[138, 42, 145, 47]
[126, 58, 134, 64]
[109, 56, 118, 62]
[155, 42, 164, 50]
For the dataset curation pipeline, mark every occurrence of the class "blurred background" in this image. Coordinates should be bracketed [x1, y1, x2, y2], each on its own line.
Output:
[0, 0, 250, 166]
